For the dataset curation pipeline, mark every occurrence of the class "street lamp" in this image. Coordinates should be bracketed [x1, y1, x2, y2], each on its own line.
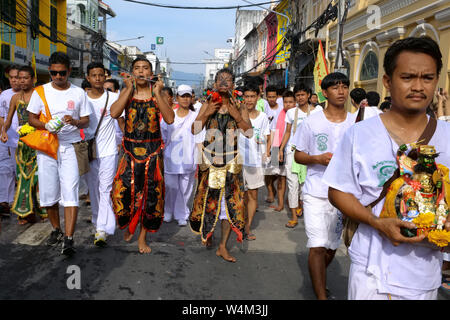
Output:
[108, 36, 144, 43]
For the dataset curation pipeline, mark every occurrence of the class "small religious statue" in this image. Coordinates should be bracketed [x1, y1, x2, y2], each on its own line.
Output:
[380, 144, 450, 247]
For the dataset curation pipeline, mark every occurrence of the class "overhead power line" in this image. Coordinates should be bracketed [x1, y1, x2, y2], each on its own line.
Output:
[121, 0, 280, 10]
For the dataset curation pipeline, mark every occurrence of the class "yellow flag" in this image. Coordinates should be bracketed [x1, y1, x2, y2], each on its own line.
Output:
[313, 40, 329, 103]
[31, 52, 37, 83]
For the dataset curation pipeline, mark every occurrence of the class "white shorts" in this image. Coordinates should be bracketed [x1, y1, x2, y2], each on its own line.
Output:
[303, 194, 343, 250]
[37, 144, 80, 207]
[348, 262, 438, 300]
[243, 166, 265, 190]
[264, 165, 286, 176]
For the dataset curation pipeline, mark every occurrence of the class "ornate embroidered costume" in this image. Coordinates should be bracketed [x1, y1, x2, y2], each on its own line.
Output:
[189, 111, 245, 243]
[112, 97, 164, 234]
[12, 97, 46, 219]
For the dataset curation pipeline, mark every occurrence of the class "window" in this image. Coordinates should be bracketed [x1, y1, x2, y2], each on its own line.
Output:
[360, 51, 378, 81]
[1, 43, 10, 60]
[0, 0, 16, 25]
[78, 4, 86, 25]
[50, 5, 57, 42]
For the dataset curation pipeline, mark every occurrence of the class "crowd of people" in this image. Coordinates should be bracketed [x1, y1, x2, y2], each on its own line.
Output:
[0, 36, 449, 300]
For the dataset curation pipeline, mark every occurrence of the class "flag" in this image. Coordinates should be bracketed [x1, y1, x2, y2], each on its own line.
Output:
[313, 40, 329, 103]
[31, 52, 37, 83]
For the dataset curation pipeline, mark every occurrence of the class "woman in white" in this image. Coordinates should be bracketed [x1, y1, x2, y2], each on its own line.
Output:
[84, 62, 119, 246]
[161, 85, 199, 226]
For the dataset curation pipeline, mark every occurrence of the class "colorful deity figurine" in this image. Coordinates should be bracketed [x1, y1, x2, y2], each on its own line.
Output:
[380, 144, 450, 247]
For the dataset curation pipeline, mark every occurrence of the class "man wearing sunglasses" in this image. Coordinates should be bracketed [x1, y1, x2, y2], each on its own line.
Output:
[27, 51, 91, 256]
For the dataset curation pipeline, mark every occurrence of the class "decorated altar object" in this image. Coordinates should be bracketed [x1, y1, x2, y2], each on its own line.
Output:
[380, 144, 450, 248]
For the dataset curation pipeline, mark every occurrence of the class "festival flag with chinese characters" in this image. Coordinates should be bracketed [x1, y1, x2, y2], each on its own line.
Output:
[313, 40, 329, 103]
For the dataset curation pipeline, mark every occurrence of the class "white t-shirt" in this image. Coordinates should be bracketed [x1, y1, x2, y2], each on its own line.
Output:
[84, 91, 119, 158]
[294, 110, 356, 198]
[322, 115, 449, 296]
[276, 97, 284, 109]
[265, 103, 282, 125]
[285, 105, 323, 149]
[0, 88, 19, 148]
[161, 108, 200, 174]
[239, 111, 270, 167]
[359, 106, 382, 120]
[27, 82, 91, 145]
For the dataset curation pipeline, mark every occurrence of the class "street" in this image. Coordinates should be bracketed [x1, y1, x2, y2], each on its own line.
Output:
[0, 187, 448, 301]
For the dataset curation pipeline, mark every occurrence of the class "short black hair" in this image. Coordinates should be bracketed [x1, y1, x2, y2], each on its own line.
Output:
[87, 62, 105, 75]
[293, 82, 310, 95]
[265, 85, 278, 95]
[276, 86, 285, 96]
[19, 65, 35, 78]
[379, 101, 391, 111]
[321, 72, 350, 90]
[49, 51, 71, 69]
[383, 36, 442, 77]
[282, 90, 295, 99]
[162, 86, 173, 97]
[366, 91, 380, 107]
[243, 82, 260, 95]
[215, 68, 235, 83]
[350, 88, 366, 104]
[131, 56, 153, 72]
[311, 93, 318, 97]
[105, 69, 111, 76]
[81, 79, 91, 90]
[105, 79, 120, 91]
[8, 64, 20, 73]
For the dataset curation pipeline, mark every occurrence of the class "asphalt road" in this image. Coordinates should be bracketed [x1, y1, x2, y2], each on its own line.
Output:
[0, 187, 448, 301]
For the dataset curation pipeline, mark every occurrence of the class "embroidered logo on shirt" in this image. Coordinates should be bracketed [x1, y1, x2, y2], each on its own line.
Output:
[316, 133, 328, 151]
[373, 160, 396, 187]
[67, 100, 75, 111]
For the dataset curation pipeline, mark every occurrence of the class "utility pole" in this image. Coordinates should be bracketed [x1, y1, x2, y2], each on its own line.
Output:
[334, 0, 348, 74]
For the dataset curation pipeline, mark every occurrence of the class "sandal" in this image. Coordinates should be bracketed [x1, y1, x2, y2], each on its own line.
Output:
[296, 208, 303, 218]
[285, 220, 298, 228]
[245, 233, 256, 241]
[441, 275, 450, 292]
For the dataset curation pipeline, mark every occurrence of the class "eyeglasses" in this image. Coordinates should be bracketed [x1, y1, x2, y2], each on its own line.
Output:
[49, 70, 67, 77]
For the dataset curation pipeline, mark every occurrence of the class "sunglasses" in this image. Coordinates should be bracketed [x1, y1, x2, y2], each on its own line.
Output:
[49, 70, 67, 76]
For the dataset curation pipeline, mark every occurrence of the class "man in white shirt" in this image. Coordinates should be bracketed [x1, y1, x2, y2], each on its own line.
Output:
[84, 62, 119, 247]
[0, 65, 20, 217]
[324, 36, 450, 300]
[27, 52, 91, 256]
[239, 83, 271, 241]
[264, 85, 282, 204]
[279, 83, 322, 228]
[350, 88, 382, 120]
[294, 72, 355, 300]
[104, 79, 124, 156]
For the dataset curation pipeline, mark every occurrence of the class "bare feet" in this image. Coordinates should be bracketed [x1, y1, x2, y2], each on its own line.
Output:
[138, 239, 151, 254]
[216, 245, 236, 262]
[274, 206, 284, 212]
[204, 235, 213, 248]
[124, 229, 134, 242]
[265, 197, 274, 203]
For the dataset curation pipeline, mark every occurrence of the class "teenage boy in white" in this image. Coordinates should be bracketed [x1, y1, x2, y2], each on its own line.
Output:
[27, 52, 90, 256]
[264, 85, 283, 204]
[294, 72, 356, 300]
[323, 37, 450, 300]
[239, 83, 270, 241]
[84, 62, 119, 246]
[279, 83, 322, 228]
[0, 65, 21, 216]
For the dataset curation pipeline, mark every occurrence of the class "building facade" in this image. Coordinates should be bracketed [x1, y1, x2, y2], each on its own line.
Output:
[328, 0, 450, 108]
[0, 0, 67, 86]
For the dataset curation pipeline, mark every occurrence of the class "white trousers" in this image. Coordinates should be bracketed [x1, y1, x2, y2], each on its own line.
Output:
[164, 171, 196, 223]
[286, 149, 302, 208]
[0, 145, 16, 203]
[348, 262, 438, 300]
[86, 154, 117, 235]
[37, 145, 80, 207]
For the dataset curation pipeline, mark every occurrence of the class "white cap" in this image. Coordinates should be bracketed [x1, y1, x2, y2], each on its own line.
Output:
[177, 84, 193, 96]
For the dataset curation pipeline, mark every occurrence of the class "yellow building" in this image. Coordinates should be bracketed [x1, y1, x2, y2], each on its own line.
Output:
[0, 0, 67, 85]
[328, 0, 450, 110]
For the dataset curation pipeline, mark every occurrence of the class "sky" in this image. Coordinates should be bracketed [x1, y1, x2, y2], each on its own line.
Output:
[105, 0, 272, 76]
